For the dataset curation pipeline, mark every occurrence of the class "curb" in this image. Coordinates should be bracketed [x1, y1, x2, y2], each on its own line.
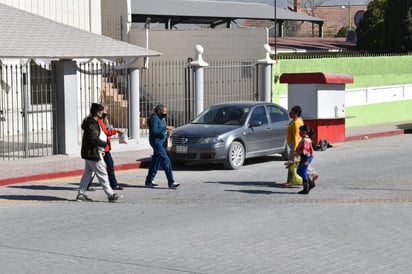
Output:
[345, 129, 405, 142]
[0, 159, 151, 187]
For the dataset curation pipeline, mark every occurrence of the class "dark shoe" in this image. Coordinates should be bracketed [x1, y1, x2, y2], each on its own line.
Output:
[108, 193, 123, 203]
[113, 185, 124, 190]
[87, 187, 96, 191]
[76, 194, 93, 202]
[169, 183, 180, 189]
[145, 182, 159, 188]
[308, 179, 316, 190]
[298, 180, 309, 194]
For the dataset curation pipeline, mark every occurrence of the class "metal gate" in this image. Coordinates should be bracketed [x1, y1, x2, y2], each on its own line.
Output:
[0, 61, 55, 160]
[139, 59, 259, 136]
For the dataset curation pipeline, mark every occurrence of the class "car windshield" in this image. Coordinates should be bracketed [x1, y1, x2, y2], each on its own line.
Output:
[192, 105, 250, 125]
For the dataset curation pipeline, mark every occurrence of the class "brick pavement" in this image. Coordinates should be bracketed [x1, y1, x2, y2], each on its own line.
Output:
[1, 133, 412, 273]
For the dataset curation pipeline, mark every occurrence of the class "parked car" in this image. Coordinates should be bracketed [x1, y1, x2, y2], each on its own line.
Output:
[168, 101, 290, 169]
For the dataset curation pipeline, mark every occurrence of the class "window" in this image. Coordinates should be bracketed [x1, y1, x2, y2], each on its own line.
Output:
[30, 61, 52, 105]
[250, 106, 268, 125]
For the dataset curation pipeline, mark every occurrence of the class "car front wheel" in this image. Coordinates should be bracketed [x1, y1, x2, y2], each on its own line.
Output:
[225, 141, 245, 170]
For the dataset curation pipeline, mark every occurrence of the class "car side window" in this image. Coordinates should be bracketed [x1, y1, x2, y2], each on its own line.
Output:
[250, 106, 268, 125]
[267, 105, 288, 123]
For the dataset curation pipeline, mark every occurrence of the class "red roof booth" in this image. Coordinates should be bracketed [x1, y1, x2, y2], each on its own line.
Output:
[280, 72, 354, 150]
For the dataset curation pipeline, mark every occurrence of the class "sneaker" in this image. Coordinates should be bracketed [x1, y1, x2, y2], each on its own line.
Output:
[76, 194, 93, 202]
[145, 182, 159, 188]
[169, 183, 180, 189]
[113, 185, 124, 190]
[87, 187, 96, 191]
[108, 193, 123, 203]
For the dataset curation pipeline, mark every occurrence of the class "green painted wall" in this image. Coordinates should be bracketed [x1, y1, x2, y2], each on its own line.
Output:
[346, 100, 412, 127]
[273, 55, 412, 127]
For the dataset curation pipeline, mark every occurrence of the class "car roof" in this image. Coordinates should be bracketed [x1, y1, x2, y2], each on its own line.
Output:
[210, 101, 274, 108]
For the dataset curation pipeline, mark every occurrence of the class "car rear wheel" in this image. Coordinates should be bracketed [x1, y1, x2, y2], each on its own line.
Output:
[225, 141, 245, 170]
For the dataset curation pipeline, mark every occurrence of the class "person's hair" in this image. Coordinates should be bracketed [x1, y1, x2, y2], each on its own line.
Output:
[90, 103, 104, 116]
[148, 104, 166, 126]
[154, 104, 165, 114]
[300, 125, 313, 138]
[291, 105, 302, 117]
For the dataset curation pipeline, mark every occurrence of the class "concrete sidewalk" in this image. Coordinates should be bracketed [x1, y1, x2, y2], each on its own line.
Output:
[1, 120, 411, 186]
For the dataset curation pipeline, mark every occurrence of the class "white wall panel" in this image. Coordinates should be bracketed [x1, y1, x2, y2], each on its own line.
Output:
[0, 0, 101, 34]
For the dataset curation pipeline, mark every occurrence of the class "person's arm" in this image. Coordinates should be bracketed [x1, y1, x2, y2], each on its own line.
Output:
[89, 123, 107, 148]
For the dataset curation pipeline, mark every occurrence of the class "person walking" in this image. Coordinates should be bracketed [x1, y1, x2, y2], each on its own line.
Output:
[76, 103, 122, 202]
[145, 104, 180, 189]
[87, 108, 124, 191]
[282, 105, 304, 187]
[296, 125, 315, 195]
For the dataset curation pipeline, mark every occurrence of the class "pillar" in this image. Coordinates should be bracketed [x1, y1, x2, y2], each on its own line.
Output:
[190, 45, 209, 115]
[257, 44, 276, 102]
[52, 60, 79, 155]
[130, 68, 140, 140]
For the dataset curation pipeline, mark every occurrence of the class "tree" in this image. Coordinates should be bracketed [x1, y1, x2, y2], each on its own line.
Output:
[356, 0, 387, 52]
[384, 0, 412, 53]
[357, 0, 412, 53]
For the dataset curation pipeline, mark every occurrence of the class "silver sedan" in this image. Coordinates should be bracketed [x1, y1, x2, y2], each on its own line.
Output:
[169, 101, 290, 169]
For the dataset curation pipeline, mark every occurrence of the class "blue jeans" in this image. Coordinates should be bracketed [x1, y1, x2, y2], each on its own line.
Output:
[104, 151, 119, 188]
[145, 140, 175, 186]
[297, 156, 313, 181]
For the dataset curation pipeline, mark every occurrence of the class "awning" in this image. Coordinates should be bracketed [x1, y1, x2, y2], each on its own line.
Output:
[130, 0, 324, 27]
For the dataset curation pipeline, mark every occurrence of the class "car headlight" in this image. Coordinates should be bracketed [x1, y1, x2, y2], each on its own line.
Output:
[197, 137, 223, 144]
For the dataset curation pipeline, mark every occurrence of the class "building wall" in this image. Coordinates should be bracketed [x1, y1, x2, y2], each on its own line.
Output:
[128, 28, 268, 61]
[0, 0, 102, 33]
[100, 0, 128, 41]
[297, 5, 367, 37]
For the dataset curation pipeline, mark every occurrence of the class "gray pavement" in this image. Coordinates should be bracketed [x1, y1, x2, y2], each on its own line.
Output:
[1, 132, 412, 273]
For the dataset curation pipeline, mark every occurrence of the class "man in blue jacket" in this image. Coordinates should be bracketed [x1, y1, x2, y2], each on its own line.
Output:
[145, 104, 180, 188]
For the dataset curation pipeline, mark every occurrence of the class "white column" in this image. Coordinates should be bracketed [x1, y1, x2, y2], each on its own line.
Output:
[130, 68, 140, 140]
[52, 60, 79, 155]
[190, 45, 209, 115]
[257, 44, 276, 102]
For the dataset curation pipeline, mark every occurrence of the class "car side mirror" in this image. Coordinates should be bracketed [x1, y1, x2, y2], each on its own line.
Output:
[249, 120, 262, 127]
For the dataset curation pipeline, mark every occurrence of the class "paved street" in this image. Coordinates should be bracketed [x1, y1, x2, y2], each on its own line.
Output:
[1, 134, 412, 273]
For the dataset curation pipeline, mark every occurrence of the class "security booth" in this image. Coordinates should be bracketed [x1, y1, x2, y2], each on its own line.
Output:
[279, 72, 354, 150]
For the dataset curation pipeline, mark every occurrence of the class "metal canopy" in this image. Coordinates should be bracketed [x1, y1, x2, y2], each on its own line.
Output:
[130, 0, 324, 28]
[0, 3, 161, 59]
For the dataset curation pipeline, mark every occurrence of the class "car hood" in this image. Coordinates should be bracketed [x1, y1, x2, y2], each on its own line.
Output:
[172, 124, 240, 137]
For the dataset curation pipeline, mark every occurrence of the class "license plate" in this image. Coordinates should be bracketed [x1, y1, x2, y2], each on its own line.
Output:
[176, 145, 188, 154]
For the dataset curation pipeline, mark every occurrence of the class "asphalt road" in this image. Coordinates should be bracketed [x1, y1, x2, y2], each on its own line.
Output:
[1, 134, 412, 273]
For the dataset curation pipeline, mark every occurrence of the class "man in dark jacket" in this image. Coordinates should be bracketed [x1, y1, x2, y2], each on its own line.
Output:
[76, 103, 122, 202]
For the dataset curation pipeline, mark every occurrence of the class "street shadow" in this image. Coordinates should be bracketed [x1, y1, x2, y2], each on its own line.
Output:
[204, 180, 301, 195]
[397, 123, 412, 134]
[171, 155, 284, 171]
[204, 180, 300, 189]
[0, 195, 69, 201]
[8, 185, 77, 191]
[224, 189, 294, 195]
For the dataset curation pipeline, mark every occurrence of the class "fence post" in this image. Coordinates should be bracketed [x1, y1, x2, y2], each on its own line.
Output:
[257, 44, 276, 102]
[130, 67, 140, 140]
[52, 60, 79, 155]
[190, 45, 209, 115]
